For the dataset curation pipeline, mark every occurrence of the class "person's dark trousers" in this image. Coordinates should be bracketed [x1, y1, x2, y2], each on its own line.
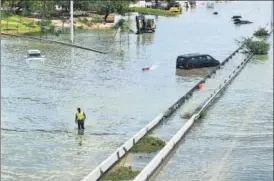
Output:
[77, 120, 85, 129]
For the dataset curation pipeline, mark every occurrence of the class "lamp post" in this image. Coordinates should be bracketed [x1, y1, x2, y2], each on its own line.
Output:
[70, 0, 74, 43]
[271, 0, 273, 29]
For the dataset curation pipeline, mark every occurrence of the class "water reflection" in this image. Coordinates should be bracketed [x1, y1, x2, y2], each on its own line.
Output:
[136, 33, 155, 46]
[175, 67, 215, 77]
[25, 58, 46, 69]
[77, 131, 84, 146]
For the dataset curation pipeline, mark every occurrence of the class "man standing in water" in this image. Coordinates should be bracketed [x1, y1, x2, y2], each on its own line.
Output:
[75, 108, 86, 130]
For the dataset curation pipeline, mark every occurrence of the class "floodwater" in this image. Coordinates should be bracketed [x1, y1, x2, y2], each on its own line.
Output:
[1, 1, 273, 181]
[154, 33, 273, 181]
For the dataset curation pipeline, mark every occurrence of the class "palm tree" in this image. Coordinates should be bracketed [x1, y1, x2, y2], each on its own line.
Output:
[112, 18, 134, 39]
[111, 18, 134, 54]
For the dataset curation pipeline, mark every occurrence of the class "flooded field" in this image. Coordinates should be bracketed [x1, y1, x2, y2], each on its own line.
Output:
[1, 1, 273, 181]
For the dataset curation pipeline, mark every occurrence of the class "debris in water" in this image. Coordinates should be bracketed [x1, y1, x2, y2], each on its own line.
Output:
[198, 83, 205, 90]
[142, 67, 150, 71]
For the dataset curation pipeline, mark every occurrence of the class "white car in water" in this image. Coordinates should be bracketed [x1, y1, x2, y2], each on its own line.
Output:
[25, 49, 45, 67]
[26, 49, 45, 59]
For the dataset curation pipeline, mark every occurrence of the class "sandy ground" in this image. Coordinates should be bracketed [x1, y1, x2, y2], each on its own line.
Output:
[27, 16, 116, 30]
[51, 19, 114, 30]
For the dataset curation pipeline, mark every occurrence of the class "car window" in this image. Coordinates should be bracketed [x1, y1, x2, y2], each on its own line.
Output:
[198, 56, 207, 62]
[206, 56, 213, 61]
[29, 53, 41, 57]
[177, 57, 185, 63]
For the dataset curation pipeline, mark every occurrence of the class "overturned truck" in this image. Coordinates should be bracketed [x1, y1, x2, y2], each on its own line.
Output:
[136, 15, 156, 34]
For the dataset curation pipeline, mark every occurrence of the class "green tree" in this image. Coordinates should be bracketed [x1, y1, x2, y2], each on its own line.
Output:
[2, 12, 13, 32]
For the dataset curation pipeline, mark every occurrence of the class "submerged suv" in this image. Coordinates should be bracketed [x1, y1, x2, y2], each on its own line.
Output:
[176, 54, 220, 69]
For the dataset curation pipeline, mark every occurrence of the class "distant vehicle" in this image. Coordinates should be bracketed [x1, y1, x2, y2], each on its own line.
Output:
[176, 54, 220, 69]
[232, 15, 242, 19]
[136, 15, 156, 34]
[26, 49, 45, 59]
[231, 16, 252, 24]
[233, 18, 253, 25]
[166, 1, 182, 13]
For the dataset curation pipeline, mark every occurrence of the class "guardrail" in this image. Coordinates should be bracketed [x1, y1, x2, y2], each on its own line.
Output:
[80, 44, 245, 181]
[163, 44, 244, 118]
[1, 32, 108, 54]
[81, 113, 164, 181]
[133, 52, 254, 181]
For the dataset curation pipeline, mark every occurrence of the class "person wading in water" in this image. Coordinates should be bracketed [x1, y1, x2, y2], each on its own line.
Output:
[75, 108, 86, 130]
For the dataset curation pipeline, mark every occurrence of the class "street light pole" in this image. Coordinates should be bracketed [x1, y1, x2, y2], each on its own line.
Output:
[271, 0, 273, 29]
[70, 0, 74, 43]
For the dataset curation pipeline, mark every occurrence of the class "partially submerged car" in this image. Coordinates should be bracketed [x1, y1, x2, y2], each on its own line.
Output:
[176, 53, 220, 69]
[232, 16, 253, 25]
[233, 19, 253, 25]
[26, 49, 44, 59]
[232, 15, 242, 19]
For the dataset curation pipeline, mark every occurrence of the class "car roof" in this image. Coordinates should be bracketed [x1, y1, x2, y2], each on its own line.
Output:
[28, 49, 41, 54]
[178, 53, 209, 58]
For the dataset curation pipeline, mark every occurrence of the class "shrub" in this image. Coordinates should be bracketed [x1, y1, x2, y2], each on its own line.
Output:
[239, 37, 270, 55]
[81, 17, 89, 24]
[129, 7, 178, 17]
[102, 166, 139, 181]
[78, 25, 84, 30]
[131, 136, 165, 153]
[253, 27, 269, 37]
[90, 17, 104, 24]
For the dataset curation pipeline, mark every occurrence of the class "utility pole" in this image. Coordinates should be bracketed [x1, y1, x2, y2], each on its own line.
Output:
[0, 0, 2, 29]
[70, 0, 74, 43]
[271, 0, 273, 29]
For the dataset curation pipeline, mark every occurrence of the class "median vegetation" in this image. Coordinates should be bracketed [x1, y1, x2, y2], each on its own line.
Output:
[239, 37, 270, 55]
[253, 27, 269, 37]
[131, 136, 166, 153]
[101, 135, 165, 180]
[102, 166, 139, 181]
[129, 7, 178, 16]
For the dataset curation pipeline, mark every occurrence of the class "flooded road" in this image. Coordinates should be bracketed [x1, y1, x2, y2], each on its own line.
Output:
[1, 1, 273, 181]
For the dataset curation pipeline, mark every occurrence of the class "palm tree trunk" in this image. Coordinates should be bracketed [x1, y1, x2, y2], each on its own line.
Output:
[6, 17, 9, 33]
[127, 14, 130, 48]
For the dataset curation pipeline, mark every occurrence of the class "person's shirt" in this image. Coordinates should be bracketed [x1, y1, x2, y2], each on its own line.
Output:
[75, 111, 86, 121]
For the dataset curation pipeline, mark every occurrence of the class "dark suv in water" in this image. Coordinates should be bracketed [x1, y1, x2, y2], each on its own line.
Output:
[176, 54, 220, 69]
